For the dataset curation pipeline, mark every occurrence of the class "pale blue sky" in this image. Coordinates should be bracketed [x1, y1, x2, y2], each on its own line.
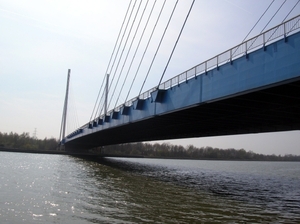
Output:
[0, 0, 299, 155]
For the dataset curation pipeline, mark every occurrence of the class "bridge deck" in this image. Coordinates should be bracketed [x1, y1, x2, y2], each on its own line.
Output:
[65, 21, 300, 151]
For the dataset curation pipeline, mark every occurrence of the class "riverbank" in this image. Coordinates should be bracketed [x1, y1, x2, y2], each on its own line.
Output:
[1, 147, 300, 161]
[0, 147, 89, 156]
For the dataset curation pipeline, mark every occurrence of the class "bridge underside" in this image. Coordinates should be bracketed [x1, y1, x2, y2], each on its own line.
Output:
[65, 78, 300, 151]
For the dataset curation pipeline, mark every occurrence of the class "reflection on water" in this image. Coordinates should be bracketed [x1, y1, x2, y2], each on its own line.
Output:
[0, 152, 299, 223]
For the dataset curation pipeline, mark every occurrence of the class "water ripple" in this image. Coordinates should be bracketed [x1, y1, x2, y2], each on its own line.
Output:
[0, 152, 299, 223]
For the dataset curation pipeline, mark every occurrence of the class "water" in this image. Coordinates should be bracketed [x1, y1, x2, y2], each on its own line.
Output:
[0, 152, 299, 223]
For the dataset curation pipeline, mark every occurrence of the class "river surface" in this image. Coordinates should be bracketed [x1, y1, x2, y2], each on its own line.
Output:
[0, 151, 299, 223]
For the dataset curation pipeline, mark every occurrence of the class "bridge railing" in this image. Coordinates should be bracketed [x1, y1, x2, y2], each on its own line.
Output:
[123, 14, 300, 104]
[157, 14, 300, 90]
[67, 14, 300, 139]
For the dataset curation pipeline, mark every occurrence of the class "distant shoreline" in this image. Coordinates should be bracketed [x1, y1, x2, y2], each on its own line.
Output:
[1, 148, 299, 162]
[0, 147, 87, 156]
[99, 154, 300, 162]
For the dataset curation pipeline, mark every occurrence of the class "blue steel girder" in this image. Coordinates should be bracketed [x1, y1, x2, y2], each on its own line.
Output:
[64, 31, 300, 151]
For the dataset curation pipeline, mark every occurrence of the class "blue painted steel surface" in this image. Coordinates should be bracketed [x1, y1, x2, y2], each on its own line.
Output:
[65, 30, 300, 146]
[201, 41, 299, 102]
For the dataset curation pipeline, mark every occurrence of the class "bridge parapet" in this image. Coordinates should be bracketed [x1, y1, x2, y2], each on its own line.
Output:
[158, 14, 300, 90]
[122, 14, 300, 104]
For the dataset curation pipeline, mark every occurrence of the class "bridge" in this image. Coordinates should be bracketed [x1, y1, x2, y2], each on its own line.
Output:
[62, 15, 300, 151]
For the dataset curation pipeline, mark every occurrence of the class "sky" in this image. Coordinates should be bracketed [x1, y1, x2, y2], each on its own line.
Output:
[0, 0, 299, 155]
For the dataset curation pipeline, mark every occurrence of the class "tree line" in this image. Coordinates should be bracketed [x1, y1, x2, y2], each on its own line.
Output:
[100, 142, 300, 161]
[0, 132, 58, 151]
[1, 131, 299, 161]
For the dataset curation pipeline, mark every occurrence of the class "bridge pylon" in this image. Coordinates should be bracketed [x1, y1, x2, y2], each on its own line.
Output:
[58, 69, 71, 150]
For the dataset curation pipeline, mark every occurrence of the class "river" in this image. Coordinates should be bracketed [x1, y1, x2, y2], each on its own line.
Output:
[0, 151, 299, 223]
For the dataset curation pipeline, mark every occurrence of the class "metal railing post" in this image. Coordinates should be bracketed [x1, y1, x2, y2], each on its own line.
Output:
[284, 22, 287, 41]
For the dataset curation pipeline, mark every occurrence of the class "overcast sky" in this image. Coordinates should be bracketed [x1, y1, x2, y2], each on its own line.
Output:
[1, 0, 299, 155]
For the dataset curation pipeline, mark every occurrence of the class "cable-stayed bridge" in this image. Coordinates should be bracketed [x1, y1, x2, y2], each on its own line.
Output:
[61, 15, 300, 151]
